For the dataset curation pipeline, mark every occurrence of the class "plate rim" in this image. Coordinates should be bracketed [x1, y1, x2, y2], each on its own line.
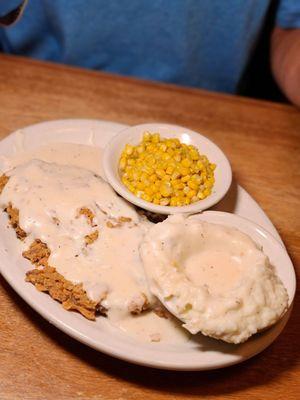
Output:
[0, 118, 296, 370]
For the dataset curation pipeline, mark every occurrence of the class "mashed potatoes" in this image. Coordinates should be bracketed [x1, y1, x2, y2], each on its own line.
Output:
[140, 214, 289, 343]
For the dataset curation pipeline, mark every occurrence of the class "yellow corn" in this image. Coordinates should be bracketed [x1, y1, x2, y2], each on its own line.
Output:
[160, 198, 170, 206]
[166, 165, 174, 175]
[118, 132, 215, 206]
[188, 180, 199, 190]
[181, 158, 191, 168]
[181, 175, 191, 183]
[160, 184, 173, 198]
[186, 189, 197, 198]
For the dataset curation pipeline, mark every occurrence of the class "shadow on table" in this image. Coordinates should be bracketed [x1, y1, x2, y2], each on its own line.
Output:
[1, 271, 299, 398]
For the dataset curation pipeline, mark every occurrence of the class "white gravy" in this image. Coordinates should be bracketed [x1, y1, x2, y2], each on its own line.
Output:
[0, 142, 189, 344]
[184, 250, 242, 295]
[0, 142, 105, 179]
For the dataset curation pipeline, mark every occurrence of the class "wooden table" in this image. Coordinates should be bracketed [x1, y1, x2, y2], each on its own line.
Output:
[0, 54, 299, 400]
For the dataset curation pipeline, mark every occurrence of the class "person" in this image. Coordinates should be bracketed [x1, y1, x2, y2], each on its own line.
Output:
[0, 0, 299, 105]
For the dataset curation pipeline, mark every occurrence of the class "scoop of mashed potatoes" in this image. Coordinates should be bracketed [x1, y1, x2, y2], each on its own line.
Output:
[140, 215, 289, 344]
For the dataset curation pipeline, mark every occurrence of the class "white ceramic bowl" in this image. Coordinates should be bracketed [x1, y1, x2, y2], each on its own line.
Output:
[103, 123, 232, 214]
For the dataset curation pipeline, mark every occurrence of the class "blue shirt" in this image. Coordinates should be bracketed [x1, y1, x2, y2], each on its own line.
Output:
[0, 0, 299, 93]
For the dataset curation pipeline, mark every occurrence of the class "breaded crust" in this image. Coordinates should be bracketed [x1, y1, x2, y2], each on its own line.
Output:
[4, 203, 27, 240]
[0, 197, 105, 319]
[77, 207, 95, 226]
[0, 174, 9, 194]
[22, 239, 50, 267]
[26, 266, 105, 320]
[1, 175, 27, 239]
[85, 230, 99, 245]
[22, 239, 106, 320]
[0, 189, 147, 320]
[106, 216, 132, 229]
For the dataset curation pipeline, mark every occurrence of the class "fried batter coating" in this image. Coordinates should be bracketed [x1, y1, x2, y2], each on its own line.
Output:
[1, 192, 144, 320]
[1, 176, 29, 240]
[85, 230, 99, 245]
[26, 265, 106, 320]
[22, 239, 50, 267]
[0, 174, 9, 194]
[4, 202, 27, 240]
[106, 216, 132, 228]
[77, 207, 95, 226]
[23, 239, 106, 319]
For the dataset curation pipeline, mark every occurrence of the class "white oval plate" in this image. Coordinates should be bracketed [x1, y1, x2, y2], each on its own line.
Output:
[103, 122, 232, 214]
[0, 119, 296, 370]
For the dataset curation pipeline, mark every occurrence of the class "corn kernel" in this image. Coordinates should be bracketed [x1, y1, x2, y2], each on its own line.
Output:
[205, 181, 213, 189]
[170, 197, 178, 206]
[171, 171, 181, 180]
[197, 161, 204, 169]
[180, 167, 190, 176]
[143, 132, 151, 141]
[160, 184, 173, 197]
[156, 169, 165, 178]
[167, 148, 175, 156]
[160, 198, 170, 206]
[149, 174, 156, 182]
[164, 165, 174, 175]
[136, 182, 145, 190]
[173, 182, 185, 190]
[152, 133, 160, 143]
[139, 172, 148, 180]
[191, 174, 201, 183]
[166, 139, 175, 148]
[162, 175, 172, 182]
[181, 175, 191, 183]
[162, 153, 170, 161]
[144, 187, 154, 196]
[119, 157, 127, 170]
[190, 150, 199, 161]
[143, 166, 154, 175]
[125, 144, 134, 155]
[132, 172, 139, 181]
[128, 184, 135, 193]
[188, 181, 199, 190]
[187, 189, 197, 198]
[119, 132, 215, 207]
[181, 158, 191, 168]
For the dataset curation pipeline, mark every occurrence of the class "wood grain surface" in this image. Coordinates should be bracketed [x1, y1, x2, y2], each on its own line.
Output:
[0, 54, 299, 400]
